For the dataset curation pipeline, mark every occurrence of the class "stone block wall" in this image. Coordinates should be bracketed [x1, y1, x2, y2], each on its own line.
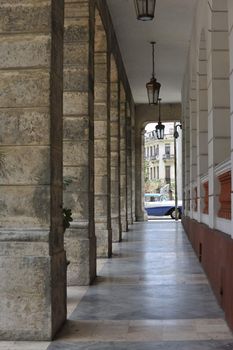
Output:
[63, 0, 96, 285]
[0, 0, 66, 340]
[94, 11, 112, 258]
[0, 0, 136, 340]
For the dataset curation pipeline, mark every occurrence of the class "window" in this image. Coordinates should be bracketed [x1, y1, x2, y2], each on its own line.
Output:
[165, 144, 170, 155]
[156, 144, 159, 155]
[157, 166, 159, 179]
[150, 167, 153, 179]
[150, 146, 153, 157]
[165, 166, 171, 184]
[153, 167, 156, 179]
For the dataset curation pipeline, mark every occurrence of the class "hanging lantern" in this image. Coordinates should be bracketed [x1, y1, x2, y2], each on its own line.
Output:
[134, 0, 156, 21]
[155, 98, 165, 140]
[146, 77, 161, 105]
[155, 121, 165, 140]
[146, 42, 161, 105]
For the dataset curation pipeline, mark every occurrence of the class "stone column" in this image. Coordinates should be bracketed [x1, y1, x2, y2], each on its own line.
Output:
[94, 11, 112, 257]
[126, 103, 133, 225]
[110, 56, 121, 242]
[0, 1, 66, 340]
[207, 1, 230, 228]
[135, 129, 147, 221]
[63, 0, 96, 285]
[131, 107, 136, 222]
[120, 83, 128, 231]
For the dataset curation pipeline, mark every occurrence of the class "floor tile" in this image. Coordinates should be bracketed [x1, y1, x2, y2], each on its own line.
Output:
[3, 221, 233, 350]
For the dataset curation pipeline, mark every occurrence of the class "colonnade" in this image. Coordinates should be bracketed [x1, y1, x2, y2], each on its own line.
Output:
[0, 0, 135, 340]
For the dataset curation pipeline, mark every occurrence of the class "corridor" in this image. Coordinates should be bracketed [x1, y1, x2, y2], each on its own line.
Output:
[1, 221, 233, 349]
[31, 221, 232, 349]
[49, 221, 233, 349]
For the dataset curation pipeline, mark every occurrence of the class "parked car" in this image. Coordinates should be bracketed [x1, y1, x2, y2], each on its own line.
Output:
[144, 193, 182, 219]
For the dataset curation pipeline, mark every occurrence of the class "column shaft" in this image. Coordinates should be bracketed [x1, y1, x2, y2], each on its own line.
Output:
[94, 49, 112, 257]
[110, 60, 121, 242]
[120, 85, 128, 231]
[126, 104, 133, 225]
[63, 0, 96, 285]
[0, 0, 66, 340]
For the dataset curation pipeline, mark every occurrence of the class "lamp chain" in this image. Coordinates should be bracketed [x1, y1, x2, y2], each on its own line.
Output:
[151, 41, 155, 78]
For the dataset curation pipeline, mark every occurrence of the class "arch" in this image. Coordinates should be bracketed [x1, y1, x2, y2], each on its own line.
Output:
[197, 29, 208, 217]
[134, 103, 181, 221]
[207, 1, 231, 228]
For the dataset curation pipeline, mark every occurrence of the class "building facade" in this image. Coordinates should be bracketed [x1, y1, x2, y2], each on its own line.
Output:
[182, 0, 233, 332]
[144, 125, 175, 195]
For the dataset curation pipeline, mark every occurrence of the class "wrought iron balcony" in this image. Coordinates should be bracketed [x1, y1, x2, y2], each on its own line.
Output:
[163, 153, 174, 160]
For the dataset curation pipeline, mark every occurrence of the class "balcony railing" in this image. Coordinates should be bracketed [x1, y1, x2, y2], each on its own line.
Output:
[163, 153, 174, 160]
[145, 154, 159, 160]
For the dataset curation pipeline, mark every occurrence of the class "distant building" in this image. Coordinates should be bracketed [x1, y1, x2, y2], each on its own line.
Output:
[144, 123, 182, 200]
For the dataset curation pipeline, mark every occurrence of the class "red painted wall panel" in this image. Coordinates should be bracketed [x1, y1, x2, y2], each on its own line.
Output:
[182, 216, 233, 331]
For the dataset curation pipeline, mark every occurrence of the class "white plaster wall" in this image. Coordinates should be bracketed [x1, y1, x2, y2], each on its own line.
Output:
[182, 0, 232, 234]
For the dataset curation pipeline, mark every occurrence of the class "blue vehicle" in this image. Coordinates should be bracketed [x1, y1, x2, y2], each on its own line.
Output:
[144, 193, 182, 219]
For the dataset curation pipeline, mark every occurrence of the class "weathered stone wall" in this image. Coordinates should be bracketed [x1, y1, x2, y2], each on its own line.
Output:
[110, 55, 122, 242]
[0, 0, 66, 340]
[126, 103, 133, 225]
[0, 0, 137, 340]
[63, 0, 96, 285]
[96, 0, 134, 233]
[131, 105, 136, 222]
[120, 84, 128, 232]
[94, 10, 112, 258]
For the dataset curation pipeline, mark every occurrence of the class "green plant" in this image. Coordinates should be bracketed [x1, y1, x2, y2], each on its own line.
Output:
[63, 207, 73, 230]
[63, 176, 73, 190]
[62, 177, 73, 231]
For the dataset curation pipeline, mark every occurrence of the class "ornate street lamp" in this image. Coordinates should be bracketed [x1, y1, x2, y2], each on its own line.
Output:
[146, 42, 161, 105]
[134, 0, 156, 21]
[173, 123, 182, 139]
[173, 122, 182, 220]
[155, 98, 165, 139]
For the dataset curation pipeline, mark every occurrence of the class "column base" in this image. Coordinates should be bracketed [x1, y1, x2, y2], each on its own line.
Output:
[111, 215, 122, 242]
[0, 229, 66, 341]
[95, 222, 112, 258]
[65, 222, 96, 286]
[127, 216, 133, 225]
[121, 214, 128, 232]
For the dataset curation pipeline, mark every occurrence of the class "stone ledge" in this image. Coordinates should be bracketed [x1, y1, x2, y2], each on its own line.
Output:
[0, 229, 49, 242]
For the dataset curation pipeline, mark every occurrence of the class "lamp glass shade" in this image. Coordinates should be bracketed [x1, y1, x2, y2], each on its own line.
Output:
[155, 122, 165, 140]
[146, 77, 161, 105]
[134, 0, 156, 20]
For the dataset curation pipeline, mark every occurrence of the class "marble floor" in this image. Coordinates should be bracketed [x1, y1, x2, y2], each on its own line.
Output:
[1, 220, 233, 349]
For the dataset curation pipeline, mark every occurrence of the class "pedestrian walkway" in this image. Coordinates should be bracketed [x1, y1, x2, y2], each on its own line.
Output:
[1, 221, 233, 349]
[49, 220, 233, 349]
